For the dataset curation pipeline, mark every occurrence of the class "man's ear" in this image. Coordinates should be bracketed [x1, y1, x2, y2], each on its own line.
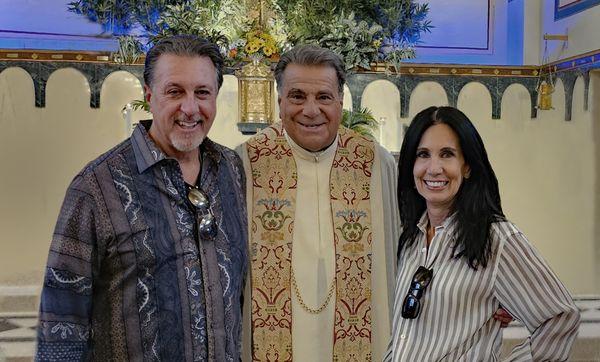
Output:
[144, 84, 152, 104]
[277, 96, 282, 119]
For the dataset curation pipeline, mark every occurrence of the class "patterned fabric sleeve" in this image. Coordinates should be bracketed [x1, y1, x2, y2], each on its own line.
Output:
[494, 228, 580, 362]
[36, 174, 97, 361]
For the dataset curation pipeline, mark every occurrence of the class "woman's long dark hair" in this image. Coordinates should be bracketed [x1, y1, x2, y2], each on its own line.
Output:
[397, 106, 505, 269]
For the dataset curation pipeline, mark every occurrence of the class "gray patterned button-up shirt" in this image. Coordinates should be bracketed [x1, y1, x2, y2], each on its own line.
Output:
[36, 120, 248, 361]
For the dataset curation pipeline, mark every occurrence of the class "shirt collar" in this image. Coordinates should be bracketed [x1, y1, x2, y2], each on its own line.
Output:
[417, 211, 458, 237]
[284, 129, 339, 162]
[131, 119, 221, 174]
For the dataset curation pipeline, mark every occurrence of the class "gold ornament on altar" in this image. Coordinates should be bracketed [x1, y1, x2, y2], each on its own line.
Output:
[235, 0, 280, 134]
[235, 58, 276, 134]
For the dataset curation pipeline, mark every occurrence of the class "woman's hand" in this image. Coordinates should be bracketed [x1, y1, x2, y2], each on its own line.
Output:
[494, 307, 513, 328]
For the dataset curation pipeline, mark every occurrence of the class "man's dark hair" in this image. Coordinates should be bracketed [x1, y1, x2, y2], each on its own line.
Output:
[144, 35, 224, 90]
[274, 44, 346, 95]
[397, 106, 506, 269]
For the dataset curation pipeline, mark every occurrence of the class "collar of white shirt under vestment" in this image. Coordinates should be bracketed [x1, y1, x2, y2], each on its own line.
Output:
[283, 129, 339, 162]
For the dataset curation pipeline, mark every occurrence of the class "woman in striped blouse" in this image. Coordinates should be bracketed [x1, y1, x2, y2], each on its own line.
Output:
[388, 106, 580, 361]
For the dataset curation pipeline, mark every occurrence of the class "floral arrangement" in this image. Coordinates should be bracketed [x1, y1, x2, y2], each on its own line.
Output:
[68, 0, 430, 71]
[227, 2, 289, 63]
[230, 29, 279, 61]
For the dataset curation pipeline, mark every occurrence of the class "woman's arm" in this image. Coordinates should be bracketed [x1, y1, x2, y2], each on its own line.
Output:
[494, 228, 580, 361]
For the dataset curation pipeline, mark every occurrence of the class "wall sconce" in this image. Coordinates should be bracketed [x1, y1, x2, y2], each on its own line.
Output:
[236, 60, 276, 135]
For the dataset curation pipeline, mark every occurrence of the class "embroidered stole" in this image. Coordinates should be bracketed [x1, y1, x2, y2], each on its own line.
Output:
[247, 123, 375, 361]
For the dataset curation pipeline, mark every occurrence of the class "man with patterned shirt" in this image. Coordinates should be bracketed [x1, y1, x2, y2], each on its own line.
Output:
[36, 35, 247, 361]
[239, 45, 401, 361]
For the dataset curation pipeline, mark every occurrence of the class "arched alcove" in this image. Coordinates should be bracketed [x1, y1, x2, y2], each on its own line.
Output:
[408, 81, 448, 118]
[343, 84, 352, 111]
[0, 67, 35, 121]
[361, 79, 401, 151]
[45, 67, 91, 110]
[101, 70, 145, 138]
[501, 83, 531, 120]
[456, 81, 493, 123]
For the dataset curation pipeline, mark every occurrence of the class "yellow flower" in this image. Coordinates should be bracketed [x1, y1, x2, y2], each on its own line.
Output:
[263, 45, 274, 56]
[245, 40, 261, 54]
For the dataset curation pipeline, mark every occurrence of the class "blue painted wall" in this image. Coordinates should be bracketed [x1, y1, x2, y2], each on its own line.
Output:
[0, 0, 118, 51]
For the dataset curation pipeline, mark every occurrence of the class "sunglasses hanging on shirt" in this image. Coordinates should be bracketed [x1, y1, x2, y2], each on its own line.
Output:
[187, 185, 218, 240]
[186, 148, 218, 240]
[401, 265, 433, 319]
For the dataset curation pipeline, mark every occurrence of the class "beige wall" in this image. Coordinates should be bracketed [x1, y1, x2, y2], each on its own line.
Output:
[524, 0, 543, 65]
[524, 0, 600, 64]
[0, 66, 598, 296]
[542, 0, 600, 62]
[592, 70, 600, 293]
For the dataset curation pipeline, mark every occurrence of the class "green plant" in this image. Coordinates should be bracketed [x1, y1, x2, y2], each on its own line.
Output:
[276, 0, 431, 70]
[113, 35, 143, 64]
[318, 12, 382, 71]
[128, 99, 150, 112]
[68, 0, 189, 34]
[151, 0, 242, 52]
[341, 107, 378, 139]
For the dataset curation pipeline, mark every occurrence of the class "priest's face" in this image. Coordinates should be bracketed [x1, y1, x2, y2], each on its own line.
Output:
[278, 64, 343, 152]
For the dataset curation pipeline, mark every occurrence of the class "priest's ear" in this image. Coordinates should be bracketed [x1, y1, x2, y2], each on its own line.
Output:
[144, 84, 153, 108]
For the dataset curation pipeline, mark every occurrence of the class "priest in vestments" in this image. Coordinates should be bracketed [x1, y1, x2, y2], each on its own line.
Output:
[239, 44, 400, 361]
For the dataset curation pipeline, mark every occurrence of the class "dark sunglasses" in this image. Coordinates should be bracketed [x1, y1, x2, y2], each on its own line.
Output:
[401, 266, 433, 319]
[187, 187, 218, 240]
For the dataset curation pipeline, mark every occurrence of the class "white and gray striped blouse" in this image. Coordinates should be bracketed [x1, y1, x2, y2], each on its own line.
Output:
[386, 213, 580, 361]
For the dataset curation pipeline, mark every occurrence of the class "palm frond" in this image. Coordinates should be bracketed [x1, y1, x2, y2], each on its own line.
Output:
[341, 107, 379, 139]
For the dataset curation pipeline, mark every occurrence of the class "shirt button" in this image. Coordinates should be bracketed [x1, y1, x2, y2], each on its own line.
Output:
[400, 334, 406, 340]
[421, 247, 427, 253]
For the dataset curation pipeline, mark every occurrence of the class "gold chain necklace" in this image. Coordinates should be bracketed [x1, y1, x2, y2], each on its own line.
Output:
[288, 148, 336, 314]
[290, 267, 336, 314]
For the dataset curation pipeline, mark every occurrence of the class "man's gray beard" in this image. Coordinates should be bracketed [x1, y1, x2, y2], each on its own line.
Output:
[171, 133, 204, 152]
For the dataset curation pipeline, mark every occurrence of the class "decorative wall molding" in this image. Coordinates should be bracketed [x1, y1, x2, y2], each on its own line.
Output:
[544, 48, 600, 120]
[345, 72, 539, 120]
[1, 49, 599, 121]
[555, 0, 600, 20]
